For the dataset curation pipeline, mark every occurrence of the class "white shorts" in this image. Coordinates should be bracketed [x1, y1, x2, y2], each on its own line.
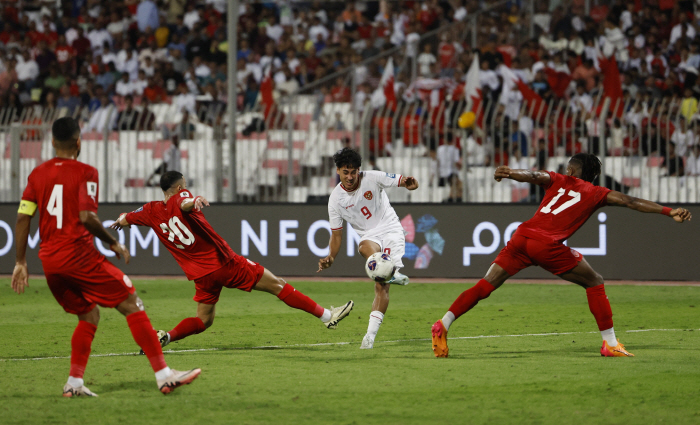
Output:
[359, 220, 406, 269]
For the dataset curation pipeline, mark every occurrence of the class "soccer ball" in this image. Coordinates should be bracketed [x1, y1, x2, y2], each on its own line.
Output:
[365, 252, 396, 282]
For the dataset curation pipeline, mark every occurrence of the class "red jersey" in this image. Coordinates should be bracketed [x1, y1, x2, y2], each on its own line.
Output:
[125, 189, 235, 280]
[516, 172, 610, 244]
[21, 158, 102, 271]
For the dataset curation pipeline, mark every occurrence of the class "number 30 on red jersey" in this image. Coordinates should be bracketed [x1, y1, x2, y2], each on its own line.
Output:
[159, 216, 195, 249]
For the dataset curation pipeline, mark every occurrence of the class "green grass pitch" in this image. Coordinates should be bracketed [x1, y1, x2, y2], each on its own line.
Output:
[1, 278, 699, 425]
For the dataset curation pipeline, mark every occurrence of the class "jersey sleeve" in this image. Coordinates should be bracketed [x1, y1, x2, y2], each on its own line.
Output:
[125, 203, 152, 226]
[18, 173, 38, 216]
[365, 170, 402, 189]
[328, 203, 343, 231]
[593, 185, 612, 207]
[174, 189, 195, 212]
[78, 167, 99, 213]
[544, 171, 564, 190]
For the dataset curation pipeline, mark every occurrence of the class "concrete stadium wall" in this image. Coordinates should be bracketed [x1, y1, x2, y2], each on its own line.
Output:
[0, 204, 698, 280]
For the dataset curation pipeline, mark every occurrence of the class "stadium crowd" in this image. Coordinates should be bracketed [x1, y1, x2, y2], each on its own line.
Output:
[1, 0, 700, 178]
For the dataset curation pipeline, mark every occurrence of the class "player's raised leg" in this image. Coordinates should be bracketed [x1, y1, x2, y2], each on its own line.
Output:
[558, 258, 634, 357]
[432, 264, 509, 357]
[254, 268, 354, 329]
[116, 293, 202, 393]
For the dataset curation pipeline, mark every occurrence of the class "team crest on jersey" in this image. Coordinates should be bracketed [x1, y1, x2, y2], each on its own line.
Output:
[364, 191, 373, 200]
[180, 191, 191, 198]
[386, 173, 396, 178]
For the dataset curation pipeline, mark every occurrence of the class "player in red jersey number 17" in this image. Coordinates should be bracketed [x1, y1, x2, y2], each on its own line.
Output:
[111, 171, 354, 351]
[431, 153, 692, 358]
[11, 117, 200, 396]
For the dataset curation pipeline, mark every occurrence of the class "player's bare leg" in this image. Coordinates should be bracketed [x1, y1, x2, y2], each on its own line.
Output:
[63, 306, 101, 397]
[117, 293, 201, 393]
[559, 259, 634, 357]
[432, 264, 509, 357]
[254, 268, 353, 329]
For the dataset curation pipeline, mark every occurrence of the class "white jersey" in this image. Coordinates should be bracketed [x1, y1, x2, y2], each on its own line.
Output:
[328, 170, 403, 238]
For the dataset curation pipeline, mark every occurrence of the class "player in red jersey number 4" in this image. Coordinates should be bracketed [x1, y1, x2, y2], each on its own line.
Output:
[111, 171, 353, 351]
[11, 118, 200, 396]
[431, 153, 692, 358]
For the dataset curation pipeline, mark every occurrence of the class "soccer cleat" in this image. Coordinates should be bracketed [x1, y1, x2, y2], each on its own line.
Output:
[157, 368, 202, 395]
[360, 334, 374, 349]
[600, 340, 635, 357]
[63, 383, 98, 397]
[324, 301, 354, 330]
[431, 320, 449, 358]
[388, 271, 409, 286]
[139, 330, 170, 355]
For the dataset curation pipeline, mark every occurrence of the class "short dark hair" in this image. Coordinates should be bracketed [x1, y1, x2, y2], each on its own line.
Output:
[569, 153, 601, 183]
[52, 117, 80, 147]
[160, 171, 184, 191]
[333, 147, 362, 169]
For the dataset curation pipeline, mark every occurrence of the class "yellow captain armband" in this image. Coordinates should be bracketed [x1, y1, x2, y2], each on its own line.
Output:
[18, 200, 37, 216]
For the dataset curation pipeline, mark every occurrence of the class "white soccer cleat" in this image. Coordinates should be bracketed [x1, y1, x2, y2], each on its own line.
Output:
[360, 334, 374, 349]
[388, 271, 409, 286]
[63, 383, 98, 397]
[324, 301, 354, 329]
[157, 368, 202, 395]
[157, 330, 171, 348]
[139, 330, 170, 355]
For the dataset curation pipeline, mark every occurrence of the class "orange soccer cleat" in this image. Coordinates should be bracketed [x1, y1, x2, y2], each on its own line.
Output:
[600, 340, 635, 357]
[431, 320, 449, 358]
[158, 368, 202, 394]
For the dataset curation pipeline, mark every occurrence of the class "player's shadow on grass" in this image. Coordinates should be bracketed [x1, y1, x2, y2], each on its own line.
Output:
[94, 380, 160, 394]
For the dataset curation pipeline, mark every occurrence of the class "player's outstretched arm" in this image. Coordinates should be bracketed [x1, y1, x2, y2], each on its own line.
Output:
[399, 176, 420, 190]
[12, 213, 32, 294]
[181, 195, 209, 212]
[318, 230, 342, 272]
[494, 166, 551, 186]
[606, 191, 692, 223]
[110, 213, 130, 230]
[80, 211, 131, 263]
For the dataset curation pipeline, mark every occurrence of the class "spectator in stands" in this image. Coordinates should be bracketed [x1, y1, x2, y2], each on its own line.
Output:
[57, 85, 80, 115]
[174, 110, 195, 140]
[16, 50, 39, 89]
[437, 136, 462, 203]
[147, 135, 182, 186]
[671, 116, 692, 157]
[687, 143, 700, 176]
[0, 59, 18, 96]
[418, 43, 437, 76]
[143, 75, 167, 102]
[115, 72, 134, 97]
[85, 93, 117, 132]
[664, 142, 685, 177]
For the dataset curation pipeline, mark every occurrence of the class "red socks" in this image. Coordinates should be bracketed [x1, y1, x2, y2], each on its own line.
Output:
[586, 284, 614, 331]
[69, 321, 97, 378]
[448, 279, 496, 320]
[126, 311, 167, 372]
[278, 284, 325, 318]
[169, 317, 206, 342]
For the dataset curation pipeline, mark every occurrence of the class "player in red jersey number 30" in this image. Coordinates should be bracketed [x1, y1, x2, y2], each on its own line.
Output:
[431, 153, 692, 358]
[112, 171, 354, 351]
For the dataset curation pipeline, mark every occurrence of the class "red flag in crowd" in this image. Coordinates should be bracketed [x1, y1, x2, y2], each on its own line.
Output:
[599, 55, 624, 118]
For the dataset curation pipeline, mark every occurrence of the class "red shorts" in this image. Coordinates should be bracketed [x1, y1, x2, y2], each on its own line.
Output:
[193, 254, 265, 305]
[493, 233, 584, 276]
[45, 259, 135, 315]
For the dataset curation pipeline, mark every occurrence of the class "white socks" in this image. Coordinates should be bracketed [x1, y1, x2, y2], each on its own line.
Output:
[67, 376, 84, 388]
[441, 311, 456, 331]
[320, 309, 332, 323]
[366, 311, 384, 340]
[155, 367, 172, 380]
[601, 327, 617, 347]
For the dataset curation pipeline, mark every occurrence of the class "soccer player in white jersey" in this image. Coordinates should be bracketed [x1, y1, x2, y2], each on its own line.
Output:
[317, 148, 419, 349]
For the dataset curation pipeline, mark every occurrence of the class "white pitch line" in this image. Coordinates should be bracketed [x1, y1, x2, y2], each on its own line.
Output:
[0, 328, 695, 363]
